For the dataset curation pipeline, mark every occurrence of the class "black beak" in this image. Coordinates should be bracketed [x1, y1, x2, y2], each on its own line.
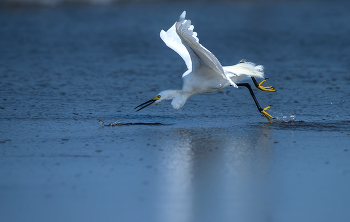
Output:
[135, 99, 156, 112]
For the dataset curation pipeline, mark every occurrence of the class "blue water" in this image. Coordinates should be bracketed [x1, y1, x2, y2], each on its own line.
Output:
[1, 1, 350, 222]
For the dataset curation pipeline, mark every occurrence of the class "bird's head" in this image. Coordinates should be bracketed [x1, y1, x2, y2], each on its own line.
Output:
[134, 94, 162, 112]
[135, 90, 187, 111]
[134, 90, 173, 112]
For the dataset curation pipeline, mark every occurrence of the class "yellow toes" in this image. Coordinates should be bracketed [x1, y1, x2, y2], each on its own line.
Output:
[259, 86, 275, 92]
[260, 106, 274, 123]
[258, 79, 276, 92]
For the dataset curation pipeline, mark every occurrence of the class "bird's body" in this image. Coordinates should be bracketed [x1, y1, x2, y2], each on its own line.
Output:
[135, 11, 276, 122]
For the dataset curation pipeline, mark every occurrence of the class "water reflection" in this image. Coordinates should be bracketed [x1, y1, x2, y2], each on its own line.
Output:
[156, 124, 274, 222]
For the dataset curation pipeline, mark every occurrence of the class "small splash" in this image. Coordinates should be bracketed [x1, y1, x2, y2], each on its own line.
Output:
[273, 112, 297, 122]
[98, 120, 162, 127]
[104, 121, 124, 126]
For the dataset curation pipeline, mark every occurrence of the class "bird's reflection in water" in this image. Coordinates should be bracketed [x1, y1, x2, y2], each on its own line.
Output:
[156, 124, 274, 222]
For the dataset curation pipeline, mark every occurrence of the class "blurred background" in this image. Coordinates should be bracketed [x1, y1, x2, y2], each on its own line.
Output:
[0, 0, 343, 6]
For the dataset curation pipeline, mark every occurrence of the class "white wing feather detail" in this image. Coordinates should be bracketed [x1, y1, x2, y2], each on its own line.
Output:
[160, 11, 238, 87]
[160, 23, 192, 71]
[175, 11, 237, 87]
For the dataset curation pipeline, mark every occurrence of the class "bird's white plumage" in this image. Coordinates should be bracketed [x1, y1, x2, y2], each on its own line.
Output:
[160, 11, 237, 87]
[135, 11, 275, 122]
[176, 12, 225, 78]
[224, 61, 264, 82]
[137, 11, 267, 111]
[160, 23, 192, 71]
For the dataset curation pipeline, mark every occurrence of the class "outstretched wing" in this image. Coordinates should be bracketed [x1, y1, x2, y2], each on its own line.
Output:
[160, 23, 192, 71]
[175, 11, 235, 86]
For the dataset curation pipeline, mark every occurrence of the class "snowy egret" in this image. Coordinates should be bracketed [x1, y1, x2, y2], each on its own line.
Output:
[135, 11, 276, 123]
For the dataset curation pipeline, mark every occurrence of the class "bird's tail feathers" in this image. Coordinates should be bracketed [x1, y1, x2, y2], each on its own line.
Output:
[223, 61, 264, 81]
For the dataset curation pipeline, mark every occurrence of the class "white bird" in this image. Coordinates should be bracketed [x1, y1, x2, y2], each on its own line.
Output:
[135, 11, 276, 123]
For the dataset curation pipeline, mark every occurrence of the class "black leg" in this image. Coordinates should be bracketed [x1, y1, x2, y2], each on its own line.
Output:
[236, 83, 263, 112]
[251, 77, 260, 88]
[236, 83, 274, 123]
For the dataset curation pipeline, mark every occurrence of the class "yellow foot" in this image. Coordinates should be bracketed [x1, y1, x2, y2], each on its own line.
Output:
[260, 106, 274, 123]
[257, 78, 276, 92]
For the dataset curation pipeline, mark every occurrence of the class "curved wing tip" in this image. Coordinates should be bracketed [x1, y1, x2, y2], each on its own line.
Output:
[179, 11, 186, 22]
[160, 31, 165, 40]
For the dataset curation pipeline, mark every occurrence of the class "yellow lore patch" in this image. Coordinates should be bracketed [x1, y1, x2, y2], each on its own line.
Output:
[153, 95, 161, 100]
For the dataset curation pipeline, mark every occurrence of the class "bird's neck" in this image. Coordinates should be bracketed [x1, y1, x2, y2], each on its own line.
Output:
[163, 90, 192, 110]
